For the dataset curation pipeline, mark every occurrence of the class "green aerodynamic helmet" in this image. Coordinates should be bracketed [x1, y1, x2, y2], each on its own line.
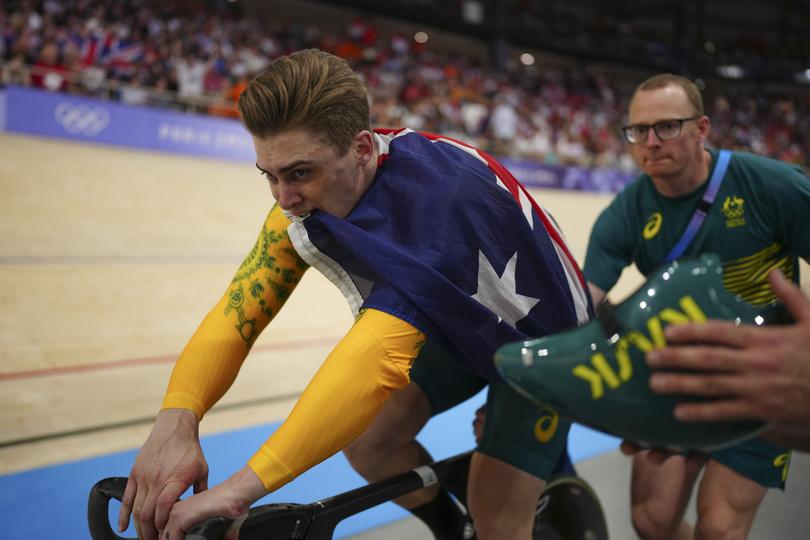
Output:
[495, 253, 790, 451]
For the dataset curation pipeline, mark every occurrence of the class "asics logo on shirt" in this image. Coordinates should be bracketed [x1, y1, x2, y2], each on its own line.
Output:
[643, 212, 663, 240]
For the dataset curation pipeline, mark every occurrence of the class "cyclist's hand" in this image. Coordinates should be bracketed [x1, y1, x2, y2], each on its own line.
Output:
[118, 408, 208, 540]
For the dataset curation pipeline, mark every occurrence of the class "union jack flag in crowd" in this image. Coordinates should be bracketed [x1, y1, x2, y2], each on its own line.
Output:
[78, 32, 143, 67]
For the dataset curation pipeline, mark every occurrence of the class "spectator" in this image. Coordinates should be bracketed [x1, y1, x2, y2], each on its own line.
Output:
[30, 41, 66, 91]
[2, 52, 31, 86]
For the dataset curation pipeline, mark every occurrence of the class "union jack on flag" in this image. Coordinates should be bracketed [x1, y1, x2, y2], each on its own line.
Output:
[80, 33, 144, 66]
[107, 39, 145, 66]
[287, 129, 592, 380]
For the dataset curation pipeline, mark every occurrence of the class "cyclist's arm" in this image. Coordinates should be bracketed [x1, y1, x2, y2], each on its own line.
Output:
[248, 309, 424, 491]
[163, 204, 308, 418]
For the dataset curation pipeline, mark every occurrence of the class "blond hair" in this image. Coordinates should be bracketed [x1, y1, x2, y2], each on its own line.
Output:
[632, 73, 704, 116]
[238, 49, 370, 155]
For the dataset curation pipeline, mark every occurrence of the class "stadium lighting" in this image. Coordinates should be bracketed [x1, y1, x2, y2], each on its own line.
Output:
[717, 64, 744, 79]
[795, 69, 810, 84]
[462, 1, 484, 24]
[520, 53, 535, 66]
[414, 31, 429, 44]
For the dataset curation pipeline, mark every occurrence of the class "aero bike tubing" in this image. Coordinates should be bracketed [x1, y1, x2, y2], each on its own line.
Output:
[302, 451, 473, 538]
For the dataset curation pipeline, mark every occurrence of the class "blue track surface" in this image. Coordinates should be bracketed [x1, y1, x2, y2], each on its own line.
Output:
[0, 393, 617, 539]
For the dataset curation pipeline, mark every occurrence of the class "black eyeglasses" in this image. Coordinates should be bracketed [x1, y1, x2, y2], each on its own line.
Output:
[621, 116, 701, 144]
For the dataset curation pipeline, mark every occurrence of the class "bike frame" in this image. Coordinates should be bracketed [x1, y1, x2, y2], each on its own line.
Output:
[88, 451, 473, 540]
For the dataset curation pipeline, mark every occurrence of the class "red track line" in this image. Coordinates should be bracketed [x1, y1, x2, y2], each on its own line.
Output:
[0, 335, 341, 382]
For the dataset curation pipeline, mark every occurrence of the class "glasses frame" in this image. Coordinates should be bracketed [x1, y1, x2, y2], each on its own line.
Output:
[621, 115, 701, 144]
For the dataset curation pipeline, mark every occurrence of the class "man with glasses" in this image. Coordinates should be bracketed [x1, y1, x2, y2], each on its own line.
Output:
[583, 73, 810, 539]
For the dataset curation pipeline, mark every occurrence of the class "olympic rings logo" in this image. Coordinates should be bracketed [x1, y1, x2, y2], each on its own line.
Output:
[53, 102, 110, 137]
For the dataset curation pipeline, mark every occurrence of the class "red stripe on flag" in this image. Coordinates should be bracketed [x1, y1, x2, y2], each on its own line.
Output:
[478, 147, 588, 290]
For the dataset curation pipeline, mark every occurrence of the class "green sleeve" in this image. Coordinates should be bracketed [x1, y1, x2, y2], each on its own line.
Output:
[763, 162, 810, 259]
[583, 198, 635, 293]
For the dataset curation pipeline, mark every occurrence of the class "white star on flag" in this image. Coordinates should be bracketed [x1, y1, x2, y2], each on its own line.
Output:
[471, 250, 540, 327]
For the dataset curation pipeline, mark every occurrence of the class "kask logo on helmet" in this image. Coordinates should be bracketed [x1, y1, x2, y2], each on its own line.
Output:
[571, 295, 708, 400]
[53, 102, 110, 137]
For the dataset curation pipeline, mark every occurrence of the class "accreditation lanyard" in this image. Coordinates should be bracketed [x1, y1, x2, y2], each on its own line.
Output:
[663, 149, 731, 263]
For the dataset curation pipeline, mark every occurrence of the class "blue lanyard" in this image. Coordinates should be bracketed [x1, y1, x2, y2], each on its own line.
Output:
[664, 149, 731, 263]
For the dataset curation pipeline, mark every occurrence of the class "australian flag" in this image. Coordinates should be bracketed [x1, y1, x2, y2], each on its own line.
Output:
[287, 129, 591, 380]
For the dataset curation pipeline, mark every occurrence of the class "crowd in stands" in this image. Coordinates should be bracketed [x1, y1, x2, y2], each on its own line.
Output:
[1, 0, 808, 171]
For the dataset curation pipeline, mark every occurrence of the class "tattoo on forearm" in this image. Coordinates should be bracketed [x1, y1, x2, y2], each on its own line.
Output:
[225, 225, 305, 345]
[232, 228, 284, 283]
[224, 285, 257, 345]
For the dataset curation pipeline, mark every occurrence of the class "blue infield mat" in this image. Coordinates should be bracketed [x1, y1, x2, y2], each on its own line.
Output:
[0, 394, 618, 539]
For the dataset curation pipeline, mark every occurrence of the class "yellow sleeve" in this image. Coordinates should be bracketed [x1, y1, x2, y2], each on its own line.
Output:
[161, 205, 308, 419]
[247, 309, 425, 491]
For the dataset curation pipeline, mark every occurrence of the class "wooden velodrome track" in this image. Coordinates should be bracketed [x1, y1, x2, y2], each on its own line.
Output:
[1, 131, 808, 537]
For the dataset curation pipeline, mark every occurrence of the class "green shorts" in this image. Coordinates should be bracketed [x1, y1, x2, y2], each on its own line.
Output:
[709, 438, 791, 490]
[410, 338, 570, 481]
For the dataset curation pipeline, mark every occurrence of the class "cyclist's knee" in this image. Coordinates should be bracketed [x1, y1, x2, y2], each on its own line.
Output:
[467, 463, 540, 539]
[343, 432, 391, 466]
[631, 502, 686, 540]
[694, 518, 743, 540]
[694, 504, 756, 540]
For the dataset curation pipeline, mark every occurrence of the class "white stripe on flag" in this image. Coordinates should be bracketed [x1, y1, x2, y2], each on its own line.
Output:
[287, 219, 364, 316]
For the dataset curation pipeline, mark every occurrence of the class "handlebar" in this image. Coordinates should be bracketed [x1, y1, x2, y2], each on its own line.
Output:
[87, 477, 234, 540]
[89, 451, 473, 540]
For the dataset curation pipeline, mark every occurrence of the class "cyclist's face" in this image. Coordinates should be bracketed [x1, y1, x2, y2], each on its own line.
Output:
[253, 129, 376, 219]
[627, 85, 709, 180]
